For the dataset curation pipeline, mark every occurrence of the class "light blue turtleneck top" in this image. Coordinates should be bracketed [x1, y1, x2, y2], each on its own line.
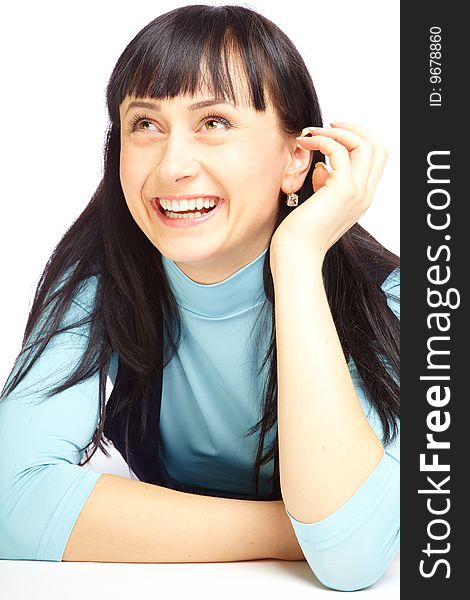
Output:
[0, 248, 400, 591]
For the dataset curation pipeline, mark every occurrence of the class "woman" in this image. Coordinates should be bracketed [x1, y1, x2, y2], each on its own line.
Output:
[0, 4, 399, 591]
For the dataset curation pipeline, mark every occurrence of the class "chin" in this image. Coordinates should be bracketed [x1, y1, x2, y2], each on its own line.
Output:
[157, 244, 220, 264]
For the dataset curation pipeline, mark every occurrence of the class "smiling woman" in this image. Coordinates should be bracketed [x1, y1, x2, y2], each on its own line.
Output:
[0, 4, 399, 593]
[117, 82, 308, 282]
[118, 87, 300, 282]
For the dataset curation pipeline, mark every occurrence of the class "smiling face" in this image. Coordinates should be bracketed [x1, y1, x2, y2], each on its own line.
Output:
[119, 81, 305, 284]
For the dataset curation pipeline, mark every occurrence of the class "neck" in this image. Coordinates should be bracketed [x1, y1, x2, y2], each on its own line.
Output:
[169, 244, 270, 285]
[160, 246, 269, 318]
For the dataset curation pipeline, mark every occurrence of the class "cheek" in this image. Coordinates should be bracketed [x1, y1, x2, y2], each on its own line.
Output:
[119, 146, 147, 198]
[236, 135, 285, 181]
[232, 142, 286, 205]
[220, 142, 271, 191]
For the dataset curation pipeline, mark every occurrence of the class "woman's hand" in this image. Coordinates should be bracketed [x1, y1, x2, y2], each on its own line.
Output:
[270, 122, 389, 264]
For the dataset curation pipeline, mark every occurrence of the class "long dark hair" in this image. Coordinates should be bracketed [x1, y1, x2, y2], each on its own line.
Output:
[1, 4, 399, 498]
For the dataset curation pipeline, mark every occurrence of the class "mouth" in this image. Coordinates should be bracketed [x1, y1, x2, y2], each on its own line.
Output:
[151, 196, 225, 227]
[156, 196, 221, 218]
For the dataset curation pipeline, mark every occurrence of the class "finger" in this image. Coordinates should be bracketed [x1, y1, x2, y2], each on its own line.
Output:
[304, 127, 374, 196]
[306, 126, 365, 151]
[330, 121, 389, 193]
[296, 135, 353, 189]
[330, 121, 384, 148]
[312, 162, 329, 192]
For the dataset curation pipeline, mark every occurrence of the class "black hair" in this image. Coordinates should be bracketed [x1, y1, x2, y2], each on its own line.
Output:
[1, 4, 399, 498]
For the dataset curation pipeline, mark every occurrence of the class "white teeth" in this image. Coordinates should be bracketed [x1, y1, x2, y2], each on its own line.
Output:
[159, 197, 219, 212]
[164, 210, 204, 219]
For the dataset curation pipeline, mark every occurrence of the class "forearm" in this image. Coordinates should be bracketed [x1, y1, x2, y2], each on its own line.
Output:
[271, 251, 384, 524]
[63, 473, 303, 563]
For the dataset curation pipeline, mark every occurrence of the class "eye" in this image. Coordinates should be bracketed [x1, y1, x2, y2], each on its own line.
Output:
[137, 120, 156, 131]
[128, 112, 157, 132]
[127, 111, 233, 133]
[200, 113, 232, 131]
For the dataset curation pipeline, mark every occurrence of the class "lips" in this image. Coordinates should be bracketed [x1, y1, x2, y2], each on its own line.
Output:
[151, 196, 225, 227]
[155, 195, 223, 201]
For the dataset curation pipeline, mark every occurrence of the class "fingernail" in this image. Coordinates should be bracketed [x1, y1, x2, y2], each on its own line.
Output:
[315, 161, 327, 170]
[299, 126, 324, 137]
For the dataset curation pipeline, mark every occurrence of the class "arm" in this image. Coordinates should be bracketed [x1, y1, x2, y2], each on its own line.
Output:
[268, 120, 396, 590]
[62, 474, 303, 562]
[0, 278, 303, 563]
[0, 383, 300, 563]
[272, 258, 400, 590]
[272, 252, 385, 523]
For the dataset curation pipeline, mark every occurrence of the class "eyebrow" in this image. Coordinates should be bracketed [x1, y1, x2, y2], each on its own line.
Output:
[124, 99, 236, 115]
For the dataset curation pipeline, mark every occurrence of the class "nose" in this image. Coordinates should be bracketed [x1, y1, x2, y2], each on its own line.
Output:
[156, 129, 199, 183]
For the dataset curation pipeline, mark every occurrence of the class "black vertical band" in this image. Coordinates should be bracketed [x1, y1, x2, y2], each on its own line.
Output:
[401, 1, 466, 594]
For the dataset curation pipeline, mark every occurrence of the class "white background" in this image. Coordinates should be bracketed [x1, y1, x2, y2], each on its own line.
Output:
[0, 0, 399, 384]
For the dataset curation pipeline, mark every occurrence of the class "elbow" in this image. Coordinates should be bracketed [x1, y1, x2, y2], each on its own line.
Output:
[0, 524, 37, 561]
[1, 463, 101, 562]
[0, 466, 63, 562]
[0, 466, 35, 560]
[313, 558, 393, 592]
[306, 533, 400, 592]
[291, 454, 400, 591]
[0, 489, 40, 561]
[0, 504, 34, 560]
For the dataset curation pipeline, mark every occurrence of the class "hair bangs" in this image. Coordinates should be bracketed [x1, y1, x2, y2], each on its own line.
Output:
[106, 7, 275, 124]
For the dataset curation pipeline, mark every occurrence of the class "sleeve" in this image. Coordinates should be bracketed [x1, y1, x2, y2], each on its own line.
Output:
[0, 276, 107, 561]
[284, 266, 400, 591]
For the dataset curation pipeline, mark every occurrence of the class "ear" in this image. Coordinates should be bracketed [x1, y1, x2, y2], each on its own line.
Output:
[281, 138, 313, 196]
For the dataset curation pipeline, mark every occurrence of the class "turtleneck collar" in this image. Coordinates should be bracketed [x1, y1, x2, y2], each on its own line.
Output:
[161, 248, 268, 318]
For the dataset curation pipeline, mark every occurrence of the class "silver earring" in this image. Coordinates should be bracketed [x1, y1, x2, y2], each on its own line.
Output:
[286, 187, 299, 207]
